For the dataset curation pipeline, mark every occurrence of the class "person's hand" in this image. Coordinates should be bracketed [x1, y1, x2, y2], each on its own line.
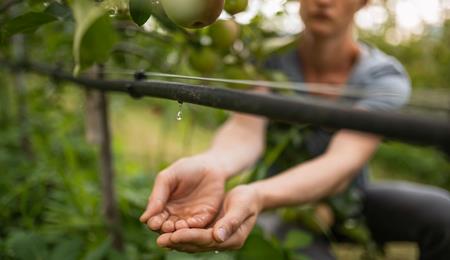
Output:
[139, 154, 226, 233]
[155, 185, 263, 252]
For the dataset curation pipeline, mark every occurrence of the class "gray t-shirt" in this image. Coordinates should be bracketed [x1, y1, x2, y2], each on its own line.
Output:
[264, 42, 411, 187]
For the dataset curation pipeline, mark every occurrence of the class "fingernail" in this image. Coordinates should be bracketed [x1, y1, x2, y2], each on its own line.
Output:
[217, 227, 227, 242]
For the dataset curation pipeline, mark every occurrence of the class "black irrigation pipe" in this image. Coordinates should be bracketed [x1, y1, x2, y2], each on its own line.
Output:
[3, 60, 450, 154]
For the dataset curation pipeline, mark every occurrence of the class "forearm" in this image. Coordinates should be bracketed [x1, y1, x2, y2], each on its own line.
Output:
[251, 154, 354, 209]
[251, 130, 380, 210]
[203, 113, 267, 179]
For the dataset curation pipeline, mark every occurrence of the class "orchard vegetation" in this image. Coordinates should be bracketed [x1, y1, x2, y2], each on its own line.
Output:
[0, 0, 449, 259]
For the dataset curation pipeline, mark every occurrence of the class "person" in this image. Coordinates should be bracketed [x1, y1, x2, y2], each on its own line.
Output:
[139, 0, 450, 259]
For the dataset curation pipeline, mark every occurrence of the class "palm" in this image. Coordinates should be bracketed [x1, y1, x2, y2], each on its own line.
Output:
[163, 172, 224, 230]
[142, 157, 226, 233]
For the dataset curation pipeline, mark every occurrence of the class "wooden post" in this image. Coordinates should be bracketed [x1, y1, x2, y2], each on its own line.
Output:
[12, 34, 33, 159]
[86, 66, 123, 250]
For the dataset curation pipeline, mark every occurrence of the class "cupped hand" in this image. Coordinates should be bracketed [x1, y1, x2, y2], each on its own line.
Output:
[156, 184, 263, 252]
[139, 154, 226, 233]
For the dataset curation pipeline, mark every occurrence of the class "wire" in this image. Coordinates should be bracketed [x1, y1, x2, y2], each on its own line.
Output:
[100, 70, 407, 98]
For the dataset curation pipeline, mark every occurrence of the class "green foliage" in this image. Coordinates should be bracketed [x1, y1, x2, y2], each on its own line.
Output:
[0, 12, 57, 41]
[129, 0, 152, 26]
[6, 231, 49, 260]
[372, 142, 450, 189]
[72, 0, 118, 75]
[360, 20, 450, 89]
[236, 229, 285, 260]
[49, 237, 84, 260]
[0, 1, 448, 259]
[284, 230, 312, 250]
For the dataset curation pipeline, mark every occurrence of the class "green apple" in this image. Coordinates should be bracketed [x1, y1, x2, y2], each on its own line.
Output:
[150, 0, 178, 30]
[225, 0, 248, 15]
[209, 19, 240, 50]
[189, 48, 221, 74]
[160, 0, 225, 29]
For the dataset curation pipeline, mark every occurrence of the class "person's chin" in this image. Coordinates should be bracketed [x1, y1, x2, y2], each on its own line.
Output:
[306, 25, 336, 38]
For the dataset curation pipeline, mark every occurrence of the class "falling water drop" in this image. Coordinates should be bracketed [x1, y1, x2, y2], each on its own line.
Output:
[176, 101, 183, 121]
[108, 7, 118, 17]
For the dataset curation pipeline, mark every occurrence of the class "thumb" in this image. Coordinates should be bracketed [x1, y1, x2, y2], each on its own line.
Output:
[212, 202, 250, 243]
[139, 171, 173, 223]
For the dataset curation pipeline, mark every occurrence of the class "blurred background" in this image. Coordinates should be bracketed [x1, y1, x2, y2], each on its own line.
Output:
[0, 0, 449, 259]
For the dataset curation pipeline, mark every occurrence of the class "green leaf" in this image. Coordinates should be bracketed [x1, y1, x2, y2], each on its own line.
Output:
[28, 0, 46, 7]
[27, 0, 48, 11]
[1, 12, 57, 41]
[236, 231, 285, 260]
[165, 251, 199, 260]
[84, 238, 112, 260]
[284, 230, 313, 250]
[50, 237, 83, 260]
[6, 231, 49, 260]
[129, 0, 152, 26]
[72, 0, 118, 75]
[44, 2, 72, 20]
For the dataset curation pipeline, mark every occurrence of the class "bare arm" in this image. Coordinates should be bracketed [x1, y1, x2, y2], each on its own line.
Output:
[252, 129, 381, 209]
[203, 112, 268, 179]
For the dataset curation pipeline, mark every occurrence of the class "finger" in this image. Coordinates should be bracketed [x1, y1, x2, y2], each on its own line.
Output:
[147, 210, 169, 231]
[166, 216, 258, 251]
[166, 243, 209, 253]
[166, 244, 211, 253]
[170, 228, 215, 246]
[186, 213, 210, 228]
[213, 204, 251, 242]
[156, 233, 172, 248]
[157, 231, 213, 253]
[140, 171, 174, 222]
[161, 215, 178, 233]
[217, 215, 256, 250]
[175, 219, 189, 230]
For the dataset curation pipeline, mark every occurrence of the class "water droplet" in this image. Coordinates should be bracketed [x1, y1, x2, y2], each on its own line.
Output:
[214, 250, 219, 254]
[108, 8, 118, 17]
[176, 101, 183, 121]
[176, 111, 183, 121]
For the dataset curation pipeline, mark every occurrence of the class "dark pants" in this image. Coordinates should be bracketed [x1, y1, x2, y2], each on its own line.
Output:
[258, 181, 450, 260]
[363, 182, 450, 260]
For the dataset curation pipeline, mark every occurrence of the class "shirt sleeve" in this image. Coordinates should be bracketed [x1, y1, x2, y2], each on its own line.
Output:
[355, 62, 412, 112]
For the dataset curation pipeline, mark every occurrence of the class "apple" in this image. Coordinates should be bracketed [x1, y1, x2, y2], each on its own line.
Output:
[224, 0, 248, 15]
[209, 19, 240, 50]
[314, 203, 334, 230]
[189, 48, 221, 74]
[160, 0, 225, 29]
[150, 0, 178, 30]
